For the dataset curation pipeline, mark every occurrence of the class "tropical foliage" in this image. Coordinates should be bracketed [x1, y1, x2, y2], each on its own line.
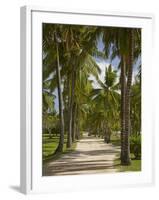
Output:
[42, 23, 141, 167]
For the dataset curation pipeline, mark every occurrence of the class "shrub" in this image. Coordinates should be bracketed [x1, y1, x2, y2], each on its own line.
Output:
[130, 135, 141, 159]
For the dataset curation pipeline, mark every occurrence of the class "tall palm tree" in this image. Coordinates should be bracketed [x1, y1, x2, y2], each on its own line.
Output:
[121, 29, 134, 164]
[120, 55, 127, 163]
[65, 26, 102, 147]
[90, 65, 120, 141]
[43, 24, 65, 153]
[120, 28, 141, 165]
[54, 32, 65, 153]
[102, 27, 141, 165]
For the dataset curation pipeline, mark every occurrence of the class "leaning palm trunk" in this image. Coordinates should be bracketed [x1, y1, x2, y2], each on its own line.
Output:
[54, 42, 65, 153]
[121, 29, 134, 165]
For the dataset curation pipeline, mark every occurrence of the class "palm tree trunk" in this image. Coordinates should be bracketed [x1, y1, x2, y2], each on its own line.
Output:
[120, 55, 127, 164]
[67, 70, 76, 148]
[75, 105, 80, 140]
[121, 29, 134, 165]
[64, 73, 70, 134]
[54, 42, 65, 153]
[72, 102, 77, 142]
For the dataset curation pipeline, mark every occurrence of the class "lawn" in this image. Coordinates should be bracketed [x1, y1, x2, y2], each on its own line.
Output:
[111, 132, 141, 172]
[42, 134, 77, 162]
[115, 154, 141, 172]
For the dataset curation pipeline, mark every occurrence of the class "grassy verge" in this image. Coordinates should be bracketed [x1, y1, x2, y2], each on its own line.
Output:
[111, 133, 141, 172]
[42, 134, 77, 163]
[114, 154, 141, 172]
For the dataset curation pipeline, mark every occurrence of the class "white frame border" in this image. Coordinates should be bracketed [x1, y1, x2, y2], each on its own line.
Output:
[20, 6, 154, 194]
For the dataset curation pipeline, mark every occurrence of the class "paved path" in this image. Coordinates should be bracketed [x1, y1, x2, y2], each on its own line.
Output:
[43, 133, 120, 176]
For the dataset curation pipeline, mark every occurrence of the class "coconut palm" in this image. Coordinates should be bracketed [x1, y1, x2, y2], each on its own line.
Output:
[90, 64, 120, 141]
[43, 24, 65, 153]
[102, 27, 141, 165]
[42, 24, 141, 167]
[64, 26, 102, 147]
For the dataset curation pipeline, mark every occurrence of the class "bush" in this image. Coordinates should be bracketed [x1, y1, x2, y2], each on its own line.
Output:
[130, 135, 141, 159]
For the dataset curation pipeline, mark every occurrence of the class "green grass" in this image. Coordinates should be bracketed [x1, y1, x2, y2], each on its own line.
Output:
[111, 133, 141, 172]
[42, 134, 77, 163]
[115, 154, 141, 172]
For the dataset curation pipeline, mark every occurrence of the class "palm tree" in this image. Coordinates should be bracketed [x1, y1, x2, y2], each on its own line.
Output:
[65, 25, 102, 147]
[120, 55, 127, 163]
[102, 27, 141, 165]
[43, 24, 102, 149]
[70, 56, 101, 141]
[120, 28, 141, 165]
[90, 65, 120, 141]
[54, 32, 65, 153]
[43, 24, 65, 153]
[121, 29, 134, 164]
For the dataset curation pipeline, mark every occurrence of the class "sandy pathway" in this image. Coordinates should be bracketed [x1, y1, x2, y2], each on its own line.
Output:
[43, 133, 120, 176]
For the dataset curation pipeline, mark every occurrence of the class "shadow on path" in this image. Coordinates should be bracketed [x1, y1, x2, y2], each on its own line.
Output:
[43, 133, 120, 176]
